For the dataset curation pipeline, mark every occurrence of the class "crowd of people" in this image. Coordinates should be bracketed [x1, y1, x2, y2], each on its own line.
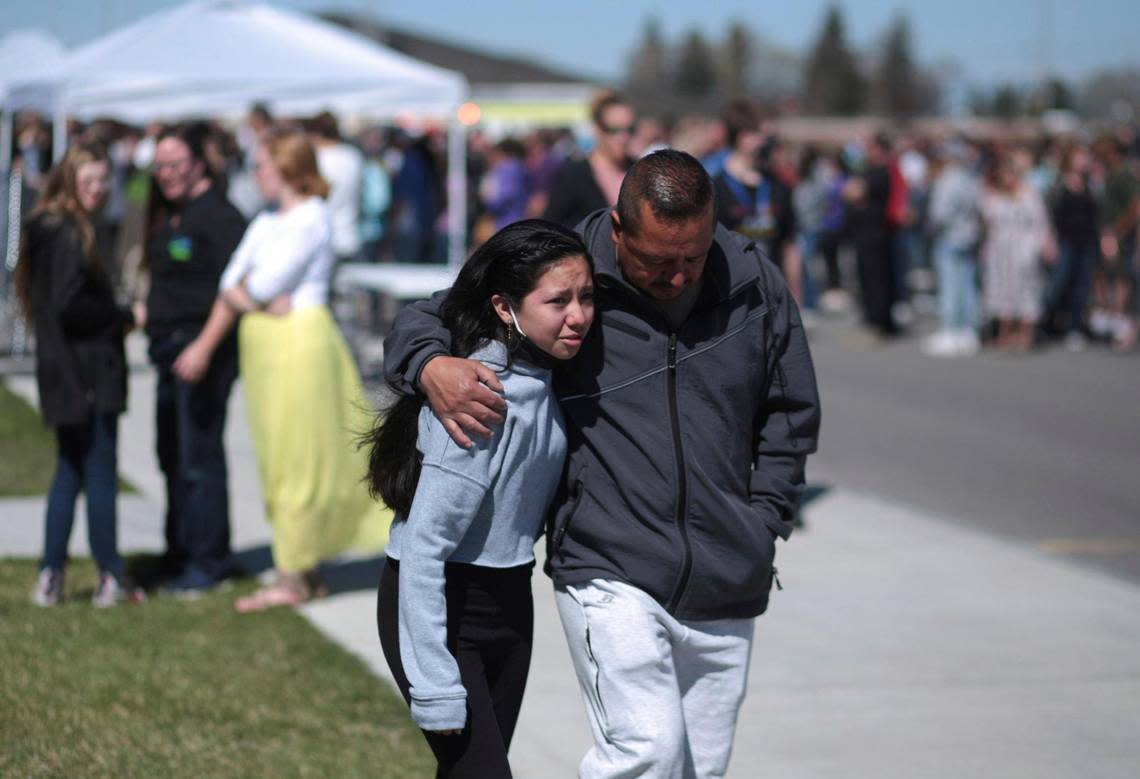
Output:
[473, 99, 1140, 358]
[9, 96, 1139, 359]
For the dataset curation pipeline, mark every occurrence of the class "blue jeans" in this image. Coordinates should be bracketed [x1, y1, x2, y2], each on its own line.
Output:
[798, 231, 821, 310]
[150, 334, 237, 580]
[42, 412, 123, 575]
[935, 242, 979, 332]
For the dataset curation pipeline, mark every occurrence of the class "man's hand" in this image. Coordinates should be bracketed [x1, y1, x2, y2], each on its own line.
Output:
[420, 355, 507, 448]
[172, 339, 212, 383]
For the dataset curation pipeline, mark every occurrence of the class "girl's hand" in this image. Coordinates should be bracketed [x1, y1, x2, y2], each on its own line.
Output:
[266, 294, 292, 316]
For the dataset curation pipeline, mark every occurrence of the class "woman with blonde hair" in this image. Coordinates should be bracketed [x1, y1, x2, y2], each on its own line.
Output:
[176, 128, 391, 610]
[15, 142, 144, 607]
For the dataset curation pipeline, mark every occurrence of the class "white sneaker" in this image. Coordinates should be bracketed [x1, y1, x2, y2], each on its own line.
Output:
[954, 330, 980, 355]
[923, 331, 960, 357]
[820, 289, 850, 314]
[32, 567, 64, 607]
[1064, 332, 1087, 352]
[1090, 310, 1111, 337]
[92, 572, 146, 608]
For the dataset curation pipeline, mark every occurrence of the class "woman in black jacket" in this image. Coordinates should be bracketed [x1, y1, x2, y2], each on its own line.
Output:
[542, 91, 634, 228]
[14, 142, 143, 607]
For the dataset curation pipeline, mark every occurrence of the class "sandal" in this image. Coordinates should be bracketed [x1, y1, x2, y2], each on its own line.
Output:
[234, 571, 315, 613]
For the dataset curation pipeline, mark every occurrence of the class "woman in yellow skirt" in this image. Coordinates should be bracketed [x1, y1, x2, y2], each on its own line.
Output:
[172, 128, 390, 610]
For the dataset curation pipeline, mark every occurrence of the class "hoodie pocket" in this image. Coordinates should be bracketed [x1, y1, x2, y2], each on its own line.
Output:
[550, 479, 585, 559]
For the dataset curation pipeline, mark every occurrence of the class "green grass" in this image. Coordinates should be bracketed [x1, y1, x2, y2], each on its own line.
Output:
[0, 380, 135, 496]
[0, 558, 434, 779]
[0, 380, 58, 496]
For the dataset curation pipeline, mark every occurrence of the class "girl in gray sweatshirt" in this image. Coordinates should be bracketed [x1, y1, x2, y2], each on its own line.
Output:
[371, 220, 594, 777]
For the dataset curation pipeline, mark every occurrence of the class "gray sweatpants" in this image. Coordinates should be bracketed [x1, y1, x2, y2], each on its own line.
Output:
[555, 578, 755, 779]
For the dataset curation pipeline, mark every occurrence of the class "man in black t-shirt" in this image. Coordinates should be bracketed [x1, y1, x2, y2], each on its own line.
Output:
[138, 122, 246, 594]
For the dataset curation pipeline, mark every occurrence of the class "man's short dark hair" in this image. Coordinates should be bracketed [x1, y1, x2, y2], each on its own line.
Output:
[616, 150, 714, 236]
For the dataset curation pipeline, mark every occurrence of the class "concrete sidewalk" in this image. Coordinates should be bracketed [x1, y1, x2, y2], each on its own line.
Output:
[4, 337, 1140, 778]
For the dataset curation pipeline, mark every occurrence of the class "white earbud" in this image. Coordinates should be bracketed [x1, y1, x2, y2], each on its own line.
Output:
[508, 305, 527, 339]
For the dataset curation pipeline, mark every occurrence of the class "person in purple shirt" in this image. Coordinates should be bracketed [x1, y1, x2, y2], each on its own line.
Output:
[480, 139, 530, 231]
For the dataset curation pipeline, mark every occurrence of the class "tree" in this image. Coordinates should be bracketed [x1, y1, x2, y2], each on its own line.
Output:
[628, 17, 668, 93]
[720, 21, 753, 99]
[1080, 67, 1140, 119]
[802, 5, 865, 115]
[873, 14, 919, 118]
[674, 28, 718, 98]
[988, 85, 1024, 119]
[1041, 77, 1074, 112]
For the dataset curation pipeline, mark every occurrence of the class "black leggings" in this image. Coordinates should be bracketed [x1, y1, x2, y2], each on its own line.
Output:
[377, 557, 534, 779]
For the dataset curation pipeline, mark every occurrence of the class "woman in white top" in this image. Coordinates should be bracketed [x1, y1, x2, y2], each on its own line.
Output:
[174, 129, 391, 611]
[979, 154, 1056, 351]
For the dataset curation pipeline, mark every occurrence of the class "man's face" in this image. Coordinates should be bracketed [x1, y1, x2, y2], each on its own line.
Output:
[612, 201, 715, 303]
[153, 137, 206, 203]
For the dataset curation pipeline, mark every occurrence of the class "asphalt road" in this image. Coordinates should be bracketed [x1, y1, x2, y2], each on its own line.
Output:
[803, 311, 1140, 584]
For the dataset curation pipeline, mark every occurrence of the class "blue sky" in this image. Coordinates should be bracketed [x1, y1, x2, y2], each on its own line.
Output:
[7, 0, 1139, 86]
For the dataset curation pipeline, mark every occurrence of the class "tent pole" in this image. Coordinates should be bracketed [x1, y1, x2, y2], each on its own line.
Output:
[446, 116, 466, 268]
[1, 108, 12, 174]
[52, 101, 67, 163]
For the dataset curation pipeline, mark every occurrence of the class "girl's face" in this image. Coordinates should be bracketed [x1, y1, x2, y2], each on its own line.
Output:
[493, 256, 595, 361]
[75, 160, 110, 214]
[253, 145, 284, 202]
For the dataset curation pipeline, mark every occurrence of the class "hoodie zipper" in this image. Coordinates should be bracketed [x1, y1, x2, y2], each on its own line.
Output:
[665, 332, 693, 613]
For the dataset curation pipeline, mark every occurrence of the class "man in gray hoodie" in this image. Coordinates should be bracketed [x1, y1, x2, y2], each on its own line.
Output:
[385, 150, 821, 778]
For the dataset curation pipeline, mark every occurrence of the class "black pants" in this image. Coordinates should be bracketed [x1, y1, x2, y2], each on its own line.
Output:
[820, 228, 843, 290]
[149, 332, 238, 579]
[856, 226, 899, 334]
[377, 557, 534, 778]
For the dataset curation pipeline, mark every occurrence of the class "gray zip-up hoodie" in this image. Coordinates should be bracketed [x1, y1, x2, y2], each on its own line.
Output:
[385, 209, 820, 621]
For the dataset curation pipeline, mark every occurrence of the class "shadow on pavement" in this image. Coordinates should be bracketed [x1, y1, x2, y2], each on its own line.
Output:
[317, 555, 385, 596]
[231, 545, 384, 595]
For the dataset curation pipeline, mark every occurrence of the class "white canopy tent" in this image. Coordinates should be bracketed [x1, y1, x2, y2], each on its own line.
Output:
[3, 0, 471, 266]
[0, 30, 66, 172]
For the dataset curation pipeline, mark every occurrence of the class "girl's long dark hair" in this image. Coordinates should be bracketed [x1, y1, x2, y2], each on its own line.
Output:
[366, 219, 591, 516]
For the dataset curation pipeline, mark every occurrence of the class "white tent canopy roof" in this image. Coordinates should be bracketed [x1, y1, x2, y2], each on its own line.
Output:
[4, 0, 468, 121]
[0, 30, 66, 106]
